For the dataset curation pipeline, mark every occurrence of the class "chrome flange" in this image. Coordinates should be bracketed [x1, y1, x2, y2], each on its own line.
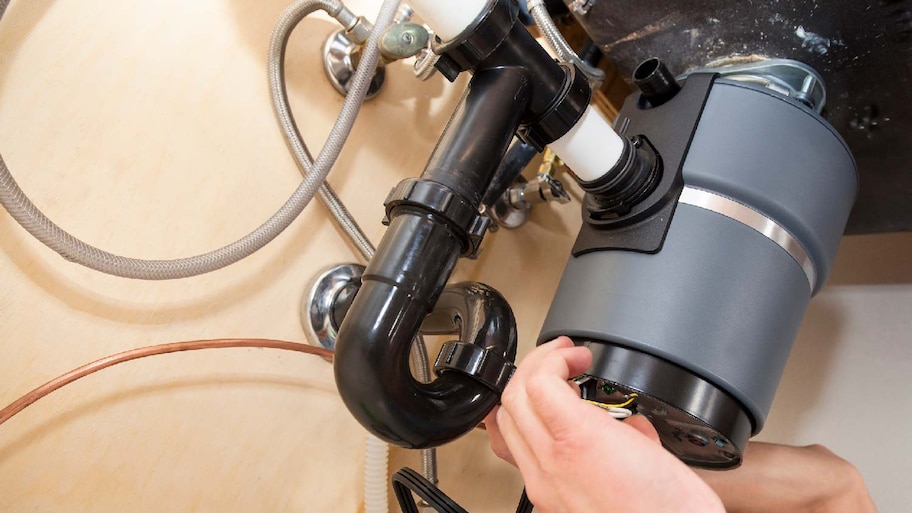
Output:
[301, 263, 365, 352]
[323, 29, 385, 99]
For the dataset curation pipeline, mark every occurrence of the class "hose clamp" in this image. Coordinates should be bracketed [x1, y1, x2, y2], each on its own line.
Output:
[384, 178, 490, 259]
[435, 340, 516, 394]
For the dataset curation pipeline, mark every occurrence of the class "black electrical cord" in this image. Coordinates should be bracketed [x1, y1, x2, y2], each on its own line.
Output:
[392, 466, 535, 513]
[393, 467, 468, 513]
[515, 489, 534, 513]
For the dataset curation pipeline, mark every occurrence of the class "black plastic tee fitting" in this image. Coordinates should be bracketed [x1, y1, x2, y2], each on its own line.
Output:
[434, 0, 592, 150]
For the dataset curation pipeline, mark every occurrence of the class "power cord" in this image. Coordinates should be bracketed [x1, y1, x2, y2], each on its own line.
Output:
[393, 467, 468, 513]
[393, 467, 534, 513]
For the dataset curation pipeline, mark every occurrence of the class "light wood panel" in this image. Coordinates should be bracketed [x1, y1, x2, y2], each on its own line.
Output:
[2, 1, 910, 511]
[0, 1, 577, 510]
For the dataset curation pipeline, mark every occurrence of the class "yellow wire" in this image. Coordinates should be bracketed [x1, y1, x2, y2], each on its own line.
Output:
[584, 393, 638, 410]
[583, 399, 612, 410]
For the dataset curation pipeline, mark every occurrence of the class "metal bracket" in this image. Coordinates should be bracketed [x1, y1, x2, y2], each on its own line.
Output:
[679, 59, 826, 113]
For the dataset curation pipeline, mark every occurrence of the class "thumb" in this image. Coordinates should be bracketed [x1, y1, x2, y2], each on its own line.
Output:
[625, 414, 661, 444]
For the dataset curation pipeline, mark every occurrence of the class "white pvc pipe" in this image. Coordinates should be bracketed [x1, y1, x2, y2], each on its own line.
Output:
[549, 106, 626, 182]
[409, 0, 489, 42]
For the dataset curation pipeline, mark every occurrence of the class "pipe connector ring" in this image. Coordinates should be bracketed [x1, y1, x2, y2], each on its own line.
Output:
[435, 341, 516, 393]
[384, 178, 491, 258]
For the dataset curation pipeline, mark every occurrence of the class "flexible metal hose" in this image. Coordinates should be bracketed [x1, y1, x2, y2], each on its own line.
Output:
[268, 0, 375, 262]
[408, 336, 437, 487]
[526, 0, 605, 84]
[318, 182, 375, 261]
[0, 0, 395, 279]
[268, 0, 437, 486]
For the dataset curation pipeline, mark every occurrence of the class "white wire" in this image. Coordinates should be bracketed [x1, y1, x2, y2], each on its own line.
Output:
[608, 407, 632, 419]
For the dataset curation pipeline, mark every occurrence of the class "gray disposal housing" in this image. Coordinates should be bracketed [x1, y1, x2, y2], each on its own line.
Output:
[540, 79, 857, 466]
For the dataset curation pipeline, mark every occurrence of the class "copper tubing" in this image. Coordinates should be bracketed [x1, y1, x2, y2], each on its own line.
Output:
[0, 338, 332, 428]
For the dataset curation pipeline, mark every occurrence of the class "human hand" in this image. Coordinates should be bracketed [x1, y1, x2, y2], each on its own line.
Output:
[696, 442, 877, 513]
[485, 337, 724, 513]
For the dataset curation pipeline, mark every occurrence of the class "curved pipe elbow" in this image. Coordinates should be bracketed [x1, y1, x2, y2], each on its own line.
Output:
[334, 280, 517, 449]
[333, 64, 528, 449]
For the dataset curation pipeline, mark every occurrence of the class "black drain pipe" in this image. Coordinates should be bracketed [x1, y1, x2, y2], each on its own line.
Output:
[333, 0, 592, 448]
[334, 67, 530, 448]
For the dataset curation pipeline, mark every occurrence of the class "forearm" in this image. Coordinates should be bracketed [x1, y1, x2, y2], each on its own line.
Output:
[812, 467, 877, 513]
[696, 442, 877, 513]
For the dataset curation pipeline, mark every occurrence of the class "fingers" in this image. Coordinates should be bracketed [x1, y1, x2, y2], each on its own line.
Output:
[524, 363, 591, 440]
[510, 338, 591, 408]
[512, 337, 585, 379]
[515, 339, 593, 440]
[486, 339, 594, 480]
[484, 406, 516, 466]
[499, 340, 662, 511]
[625, 415, 661, 444]
[487, 339, 585, 471]
[486, 339, 727, 513]
[495, 405, 544, 482]
[486, 338, 583, 467]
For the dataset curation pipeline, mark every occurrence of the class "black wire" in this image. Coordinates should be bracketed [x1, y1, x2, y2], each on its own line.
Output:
[392, 466, 534, 513]
[393, 467, 469, 513]
[515, 489, 534, 513]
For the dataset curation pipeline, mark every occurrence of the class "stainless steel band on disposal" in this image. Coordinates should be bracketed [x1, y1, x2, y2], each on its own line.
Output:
[678, 186, 817, 291]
